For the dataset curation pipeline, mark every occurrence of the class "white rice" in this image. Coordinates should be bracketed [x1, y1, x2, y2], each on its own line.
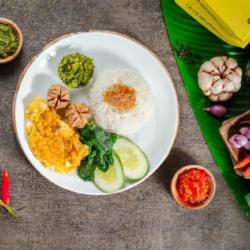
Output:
[89, 69, 154, 134]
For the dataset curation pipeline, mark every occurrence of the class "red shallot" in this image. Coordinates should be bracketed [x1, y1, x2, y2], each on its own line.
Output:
[204, 104, 227, 117]
[239, 126, 250, 139]
[228, 134, 248, 148]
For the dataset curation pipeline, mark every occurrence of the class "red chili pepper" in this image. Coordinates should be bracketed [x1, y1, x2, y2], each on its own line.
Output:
[1, 170, 10, 205]
[242, 166, 250, 177]
[234, 156, 250, 169]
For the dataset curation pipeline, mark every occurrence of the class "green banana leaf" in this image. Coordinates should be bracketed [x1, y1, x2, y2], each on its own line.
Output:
[162, 0, 250, 217]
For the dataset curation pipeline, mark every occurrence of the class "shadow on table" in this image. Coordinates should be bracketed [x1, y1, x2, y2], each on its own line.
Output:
[154, 147, 196, 194]
[0, 52, 24, 77]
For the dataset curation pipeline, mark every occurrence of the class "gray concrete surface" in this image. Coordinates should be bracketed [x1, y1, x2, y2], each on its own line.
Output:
[0, 0, 249, 249]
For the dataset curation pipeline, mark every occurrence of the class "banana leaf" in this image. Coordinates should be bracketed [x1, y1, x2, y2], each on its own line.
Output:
[162, 0, 250, 217]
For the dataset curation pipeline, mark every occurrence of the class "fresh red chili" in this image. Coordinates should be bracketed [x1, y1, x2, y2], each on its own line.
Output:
[1, 170, 10, 205]
[176, 168, 211, 206]
[234, 156, 250, 169]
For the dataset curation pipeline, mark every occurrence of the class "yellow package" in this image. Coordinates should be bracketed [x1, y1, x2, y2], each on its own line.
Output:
[175, 0, 250, 48]
[203, 0, 250, 45]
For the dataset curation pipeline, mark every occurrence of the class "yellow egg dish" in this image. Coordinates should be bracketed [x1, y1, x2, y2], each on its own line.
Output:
[25, 97, 88, 173]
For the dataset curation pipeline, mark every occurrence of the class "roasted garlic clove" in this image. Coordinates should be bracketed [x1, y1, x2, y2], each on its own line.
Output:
[65, 103, 90, 129]
[47, 84, 70, 109]
[198, 56, 242, 101]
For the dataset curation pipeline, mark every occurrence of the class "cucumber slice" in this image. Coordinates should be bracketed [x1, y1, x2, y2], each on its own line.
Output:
[113, 137, 149, 181]
[94, 155, 124, 193]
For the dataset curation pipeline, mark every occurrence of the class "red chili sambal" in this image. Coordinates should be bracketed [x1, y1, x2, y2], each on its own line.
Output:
[176, 168, 211, 206]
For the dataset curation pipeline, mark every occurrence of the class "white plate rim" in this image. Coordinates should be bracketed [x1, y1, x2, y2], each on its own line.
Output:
[12, 30, 180, 195]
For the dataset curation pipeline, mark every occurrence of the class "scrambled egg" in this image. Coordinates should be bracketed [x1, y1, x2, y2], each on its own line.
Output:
[25, 97, 88, 173]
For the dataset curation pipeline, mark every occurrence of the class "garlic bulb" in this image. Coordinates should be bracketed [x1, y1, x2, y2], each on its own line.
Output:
[198, 56, 242, 101]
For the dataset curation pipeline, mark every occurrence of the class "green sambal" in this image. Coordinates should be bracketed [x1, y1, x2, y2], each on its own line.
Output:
[0, 24, 18, 58]
[58, 52, 95, 88]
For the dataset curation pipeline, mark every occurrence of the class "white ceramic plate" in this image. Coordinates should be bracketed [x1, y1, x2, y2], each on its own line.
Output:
[13, 31, 179, 195]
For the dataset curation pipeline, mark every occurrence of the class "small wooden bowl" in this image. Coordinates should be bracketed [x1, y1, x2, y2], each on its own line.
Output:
[0, 18, 23, 64]
[171, 165, 216, 210]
